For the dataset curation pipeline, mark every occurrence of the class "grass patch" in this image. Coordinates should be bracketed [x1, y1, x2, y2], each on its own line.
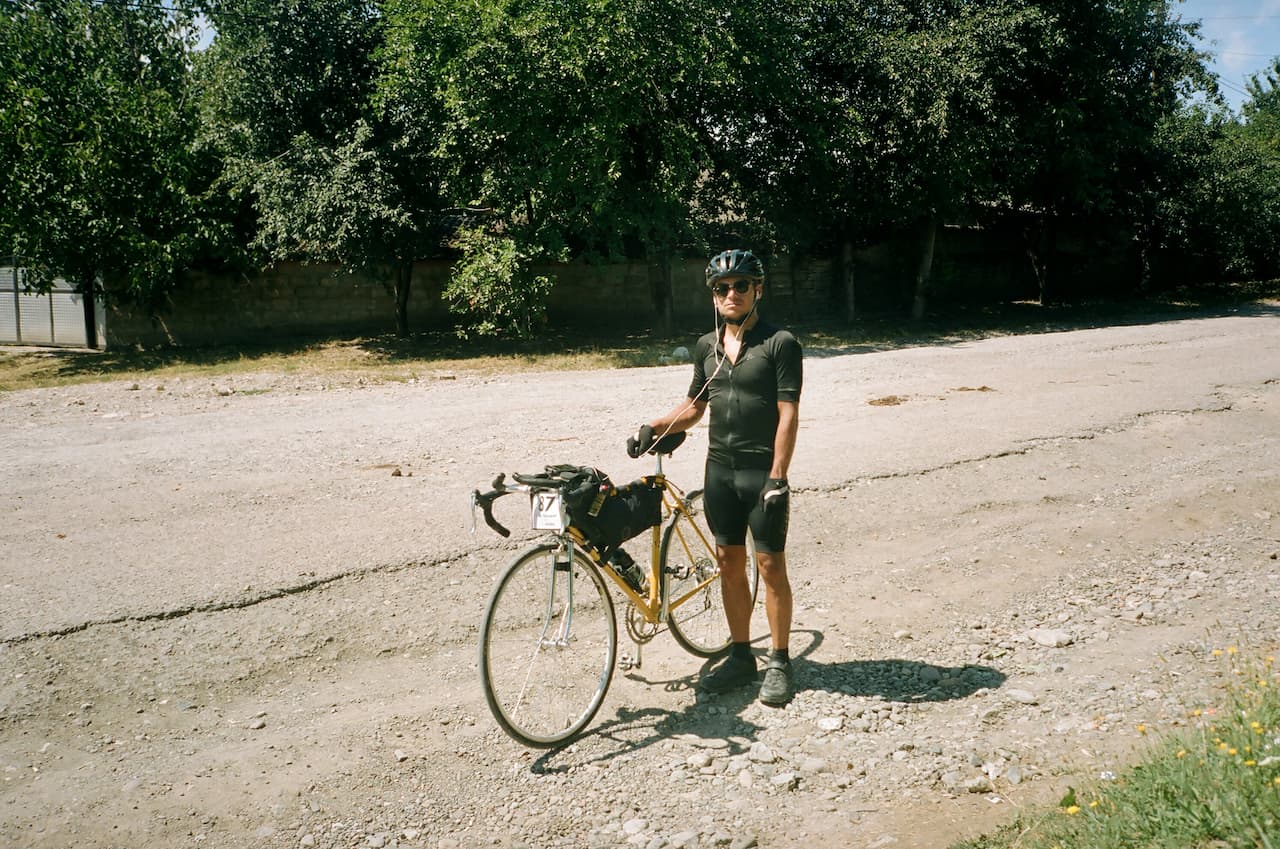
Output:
[953, 646, 1280, 849]
[0, 328, 680, 392]
[2, 281, 1277, 392]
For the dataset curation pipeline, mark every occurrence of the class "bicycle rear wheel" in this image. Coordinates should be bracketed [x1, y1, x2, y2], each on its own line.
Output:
[661, 489, 759, 657]
[479, 542, 616, 748]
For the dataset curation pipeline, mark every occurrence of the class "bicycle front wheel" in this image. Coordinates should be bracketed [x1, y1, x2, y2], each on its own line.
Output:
[661, 489, 760, 657]
[479, 542, 617, 748]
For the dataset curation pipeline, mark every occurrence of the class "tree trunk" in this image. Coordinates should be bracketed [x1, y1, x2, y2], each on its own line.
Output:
[79, 271, 99, 349]
[841, 238, 856, 323]
[394, 261, 412, 337]
[647, 244, 674, 336]
[1136, 226, 1153, 294]
[657, 254, 674, 336]
[911, 213, 937, 321]
[1025, 213, 1057, 304]
[787, 253, 802, 320]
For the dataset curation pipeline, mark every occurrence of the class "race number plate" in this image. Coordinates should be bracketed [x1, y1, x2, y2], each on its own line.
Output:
[530, 489, 567, 531]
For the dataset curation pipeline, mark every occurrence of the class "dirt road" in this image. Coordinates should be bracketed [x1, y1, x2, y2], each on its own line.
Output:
[3, 307, 1279, 849]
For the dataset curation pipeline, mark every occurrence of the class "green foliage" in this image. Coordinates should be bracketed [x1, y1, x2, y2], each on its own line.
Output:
[197, 0, 381, 158]
[445, 226, 554, 339]
[198, 0, 446, 334]
[1243, 58, 1280, 150]
[0, 0, 209, 306]
[3, 0, 1276, 327]
[953, 649, 1280, 849]
[1145, 104, 1280, 281]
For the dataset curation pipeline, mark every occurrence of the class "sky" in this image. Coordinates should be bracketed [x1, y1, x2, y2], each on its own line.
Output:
[1176, 0, 1280, 110]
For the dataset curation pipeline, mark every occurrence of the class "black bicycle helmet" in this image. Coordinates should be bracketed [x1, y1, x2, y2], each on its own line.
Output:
[705, 249, 764, 287]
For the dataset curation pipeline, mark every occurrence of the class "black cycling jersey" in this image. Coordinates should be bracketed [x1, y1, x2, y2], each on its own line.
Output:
[688, 319, 803, 471]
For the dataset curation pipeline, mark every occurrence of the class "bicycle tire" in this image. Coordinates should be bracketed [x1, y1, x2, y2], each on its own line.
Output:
[479, 542, 617, 748]
[661, 489, 760, 657]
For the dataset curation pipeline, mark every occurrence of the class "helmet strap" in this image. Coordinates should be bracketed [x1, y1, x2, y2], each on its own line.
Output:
[723, 293, 759, 327]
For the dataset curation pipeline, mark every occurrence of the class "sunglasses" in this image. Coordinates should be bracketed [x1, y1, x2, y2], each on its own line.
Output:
[710, 280, 754, 297]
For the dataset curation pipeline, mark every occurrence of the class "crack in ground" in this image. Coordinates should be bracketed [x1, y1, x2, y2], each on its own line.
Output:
[3, 402, 1239, 646]
[797, 402, 1235, 494]
[0, 543, 521, 647]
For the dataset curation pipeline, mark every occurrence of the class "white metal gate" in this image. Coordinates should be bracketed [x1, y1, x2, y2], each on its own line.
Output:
[0, 260, 104, 348]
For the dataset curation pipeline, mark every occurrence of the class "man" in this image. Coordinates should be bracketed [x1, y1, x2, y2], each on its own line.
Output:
[627, 249, 802, 706]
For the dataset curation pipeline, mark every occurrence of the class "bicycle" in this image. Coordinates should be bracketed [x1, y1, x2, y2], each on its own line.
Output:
[470, 431, 760, 748]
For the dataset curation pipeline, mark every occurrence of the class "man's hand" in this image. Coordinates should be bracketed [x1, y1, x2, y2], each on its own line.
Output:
[626, 424, 657, 458]
[760, 477, 789, 517]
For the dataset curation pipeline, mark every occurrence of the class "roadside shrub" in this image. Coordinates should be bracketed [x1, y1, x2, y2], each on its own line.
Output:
[445, 226, 554, 339]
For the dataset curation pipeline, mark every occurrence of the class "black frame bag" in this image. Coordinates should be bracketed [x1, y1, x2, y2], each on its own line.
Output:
[544, 465, 663, 552]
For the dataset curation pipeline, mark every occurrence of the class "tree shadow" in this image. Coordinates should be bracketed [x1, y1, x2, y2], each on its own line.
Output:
[6, 283, 1276, 385]
[527, 628, 1006, 775]
[798, 292, 1280, 359]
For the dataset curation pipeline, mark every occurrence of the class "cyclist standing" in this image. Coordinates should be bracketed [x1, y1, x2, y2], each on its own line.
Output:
[628, 249, 802, 706]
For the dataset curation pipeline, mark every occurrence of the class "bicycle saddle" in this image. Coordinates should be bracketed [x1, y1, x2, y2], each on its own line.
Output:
[650, 431, 687, 455]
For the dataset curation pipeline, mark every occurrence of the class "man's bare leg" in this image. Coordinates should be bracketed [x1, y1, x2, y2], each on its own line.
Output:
[717, 544, 753, 642]
[754, 550, 791, 651]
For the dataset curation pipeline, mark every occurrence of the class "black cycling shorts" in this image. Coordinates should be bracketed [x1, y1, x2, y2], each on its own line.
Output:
[702, 461, 789, 554]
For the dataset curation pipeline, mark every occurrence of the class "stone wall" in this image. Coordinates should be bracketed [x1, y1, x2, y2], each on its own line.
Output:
[104, 228, 1100, 348]
[107, 262, 453, 347]
[106, 255, 842, 347]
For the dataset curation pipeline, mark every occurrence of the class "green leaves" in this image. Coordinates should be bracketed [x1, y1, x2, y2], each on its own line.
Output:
[0, 0, 207, 306]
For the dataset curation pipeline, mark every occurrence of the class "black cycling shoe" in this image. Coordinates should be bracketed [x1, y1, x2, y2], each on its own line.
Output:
[698, 654, 758, 693]
[758, 657, 794, 706]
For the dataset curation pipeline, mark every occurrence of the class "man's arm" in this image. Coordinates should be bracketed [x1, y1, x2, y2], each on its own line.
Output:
[770, 400, 799, 479]
[651, 397, 707, 435]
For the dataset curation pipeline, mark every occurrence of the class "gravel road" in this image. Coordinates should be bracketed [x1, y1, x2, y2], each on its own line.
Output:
[2, 306, 1279, 849]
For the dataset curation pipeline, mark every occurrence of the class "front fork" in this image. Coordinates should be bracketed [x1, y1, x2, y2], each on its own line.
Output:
[541, 537, 577, 649]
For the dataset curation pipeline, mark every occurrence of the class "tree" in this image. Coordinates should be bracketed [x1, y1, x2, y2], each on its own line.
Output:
[1242, 58, 1280, 150]
[386, 0, 721, 334]
[199, 0, 446, 336]
[712, 0, 1058, 318]
[994, 0, 1209, 301]
[0, 0, 207, 326]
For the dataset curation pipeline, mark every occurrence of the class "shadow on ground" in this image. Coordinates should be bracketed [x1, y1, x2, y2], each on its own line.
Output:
[527, 629, 1006, 774]
[4, 282, 1277, 388]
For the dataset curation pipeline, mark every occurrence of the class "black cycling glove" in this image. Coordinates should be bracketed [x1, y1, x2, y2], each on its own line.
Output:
[626, 424, 657, 458]
[760, 477, 790, 516]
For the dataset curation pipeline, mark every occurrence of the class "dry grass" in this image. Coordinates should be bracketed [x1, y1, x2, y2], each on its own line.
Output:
[3, 281, 1277, 393]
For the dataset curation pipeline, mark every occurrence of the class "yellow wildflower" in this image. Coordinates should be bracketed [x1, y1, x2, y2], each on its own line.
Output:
[1213, 649, 1223, 657]
[1228, 646, 1238, 655]
[1245, 760, 1257, 766]
[1176, 750, 1187, 759]
[1065, 805, 1081, 815]
[1137, 724, 1147, 734]
[1089, 800, 1100, 808]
